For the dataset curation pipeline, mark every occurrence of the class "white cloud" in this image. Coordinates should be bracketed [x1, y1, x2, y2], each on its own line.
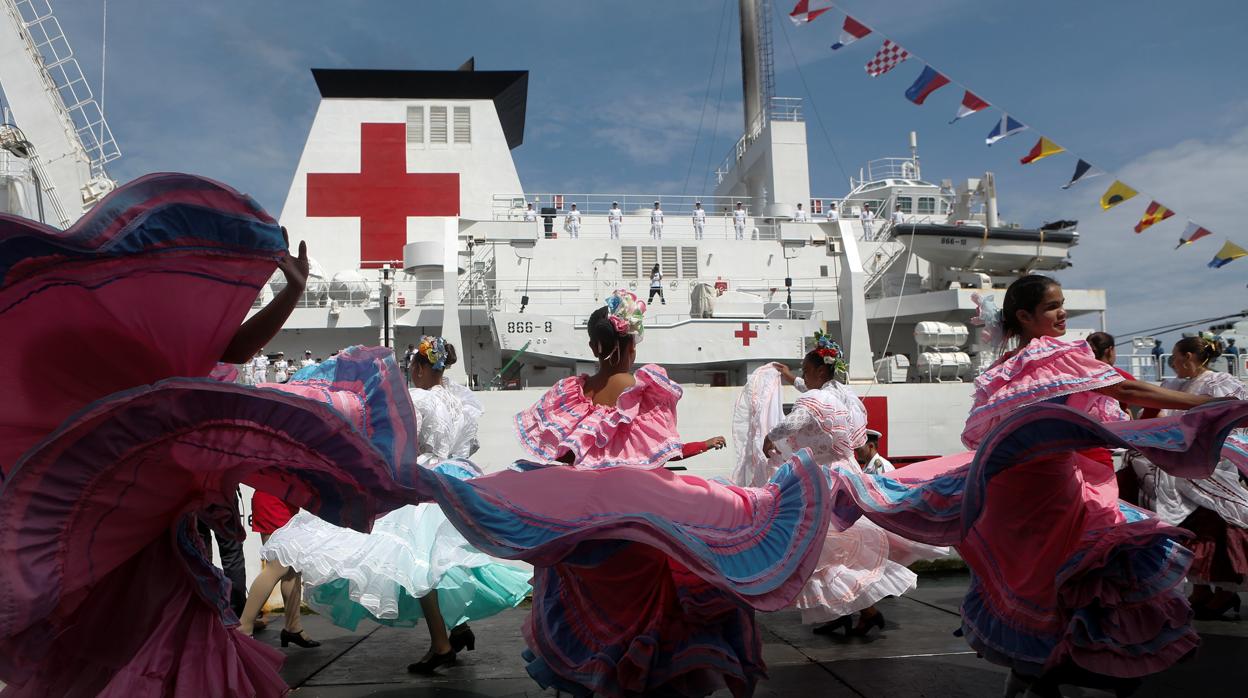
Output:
[1051, 124, 1248, 340]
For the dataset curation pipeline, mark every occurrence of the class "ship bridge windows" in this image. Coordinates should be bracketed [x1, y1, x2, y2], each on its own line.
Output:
[917, 196, 937, 215]
[896, 196, 913, 214]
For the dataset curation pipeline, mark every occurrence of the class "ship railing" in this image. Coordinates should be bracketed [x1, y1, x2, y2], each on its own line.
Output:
[715, 97, 804, 183]
[1115, 351, 1248, 382]
[492, 193, 753, 220]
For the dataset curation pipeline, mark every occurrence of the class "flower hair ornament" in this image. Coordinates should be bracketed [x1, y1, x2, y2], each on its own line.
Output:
[811, 330, 848, 376]
[604, 289, 646, 344]
[417, 335, 449, 370]
[970, 292, 1005, 350]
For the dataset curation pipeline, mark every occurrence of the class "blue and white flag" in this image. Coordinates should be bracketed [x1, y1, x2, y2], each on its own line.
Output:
[985, 114, 1027, 146]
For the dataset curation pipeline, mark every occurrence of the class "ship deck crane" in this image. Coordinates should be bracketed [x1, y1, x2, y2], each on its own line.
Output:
[0, 0, 120, 227]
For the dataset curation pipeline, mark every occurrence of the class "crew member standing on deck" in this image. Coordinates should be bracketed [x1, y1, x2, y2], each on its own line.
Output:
[826, 202, 840, 222]
[650, 201, 664, 240]
[249, 349, 269, 385]
[648, 263, 665, 305]
[860, 203, 875, 238]
[794, 203, 808, 222]
[890, 204, 906, 229]
[523, 202, 539, 222]
[273, 351, 289, 383]
[608, 201, 623, 239]
[854, 429, 894, 475]
[565, 203, 582, 239]
[692, 201, 706, 239]
[733, 202, 747, 240]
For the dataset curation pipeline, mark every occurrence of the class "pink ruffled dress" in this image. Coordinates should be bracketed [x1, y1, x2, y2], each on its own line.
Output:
[0, 175, 418, 697]
[409, 365, 834, 697]
[827, 336, 1248, 681]
[514, 364, 684, 469]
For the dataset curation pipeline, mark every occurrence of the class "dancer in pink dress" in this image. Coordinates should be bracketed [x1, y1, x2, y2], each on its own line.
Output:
[827, 275, 1247, 697]
[401, 290, 833, 697]
[0, 175, 419, 697]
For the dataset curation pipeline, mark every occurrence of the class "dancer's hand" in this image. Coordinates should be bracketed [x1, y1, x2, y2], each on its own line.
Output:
[704, 436, 726, 450]
[773, 363, 796, 385]
[277, 227, 310, 292]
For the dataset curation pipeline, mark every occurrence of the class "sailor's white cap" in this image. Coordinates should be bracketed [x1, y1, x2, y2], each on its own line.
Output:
[865, 428, 883, 438]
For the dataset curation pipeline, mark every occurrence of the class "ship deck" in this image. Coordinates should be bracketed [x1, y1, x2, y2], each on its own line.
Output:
[266, 572, 1247, 697]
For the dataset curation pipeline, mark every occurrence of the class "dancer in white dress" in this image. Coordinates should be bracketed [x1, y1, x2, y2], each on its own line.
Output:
[244, 337, 531, 674]
[1130, 334, 1248, 619]
[732, 331, 948, 636]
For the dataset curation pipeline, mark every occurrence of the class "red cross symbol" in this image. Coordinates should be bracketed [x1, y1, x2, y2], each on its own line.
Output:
[306, 123, 459, 269]
[734, 322, 758, 346]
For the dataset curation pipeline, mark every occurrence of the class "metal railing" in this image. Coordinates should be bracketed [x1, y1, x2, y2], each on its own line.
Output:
[1114, 352, 1248, 382]
[716, 97, 804, 184]
[493, 193, 752, 219]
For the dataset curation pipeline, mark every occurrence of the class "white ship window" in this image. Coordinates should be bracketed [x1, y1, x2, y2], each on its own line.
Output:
[453, 106, 471, 144]
[661, 246, 678, 278]
[406, 105, 425, 145]
[896, 196, 913, 214]
[622, 246, 638, 278]
[917, 196, 936, 214]
[680, 247, 698, 278]
[640, 246, 658, 278]
[430, 106, 448, 144]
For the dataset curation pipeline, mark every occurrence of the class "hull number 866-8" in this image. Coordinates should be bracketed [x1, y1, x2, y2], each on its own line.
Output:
[507, 321, 553, 334]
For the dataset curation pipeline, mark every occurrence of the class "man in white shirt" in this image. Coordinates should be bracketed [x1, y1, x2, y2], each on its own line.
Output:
[565, 203, 582, 239]
[248, 350, 269, 385]
[890, 204, 906, 228]
[522, 202, 539, 222]
[608, 201, 623, 239]
[301, 350, 316, 369]
[854, 429, 895, 475]
[733, 202, 747, 240]
[794, 203, 808, 222]
[650, 202, 664, 240]
[826, 202, 840, 222]
[273, 352, 290, 383]
[691, 201, 706, 240]
[859, 203, 875, 239]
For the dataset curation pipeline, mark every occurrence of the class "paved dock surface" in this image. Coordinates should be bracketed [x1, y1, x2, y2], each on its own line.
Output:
[258, 573, 1248, 697]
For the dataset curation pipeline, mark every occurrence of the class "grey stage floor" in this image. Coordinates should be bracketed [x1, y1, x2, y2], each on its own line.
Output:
[264, 573, 1248, 697]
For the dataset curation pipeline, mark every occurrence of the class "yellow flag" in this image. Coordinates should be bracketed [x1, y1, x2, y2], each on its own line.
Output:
[1019, 137, 1064, 165]
[1100, 180, 1138, 210]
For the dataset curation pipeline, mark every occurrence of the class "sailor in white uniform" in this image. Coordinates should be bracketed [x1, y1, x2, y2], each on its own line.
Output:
[692, 201, 706, 239]
[891, 204, 906, 228]
[733, 202, 747, 240]
[248, 350, 269, 385]
[565, 203, 582, 239]
[273, 352, 290, 383]
[650, 202, 664, 240]
[859, 204, 875, 239]
[522, 202, 539, 222]
[854, 429, 895, 475]
[608, 202, 623, 239]
[301, 350, 316, 369]
[794, 203, 809, 222]
[826, 202, 840, 222]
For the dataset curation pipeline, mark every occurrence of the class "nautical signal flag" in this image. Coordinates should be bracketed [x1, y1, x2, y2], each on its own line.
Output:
[789, 0, 834, 25]
[905, 66, 951, 105]
[950, 91, 989, 123]
[865, 40, 909, 76]
[1061, 159, 1103, 189]
[1176, 221, 1213, 249]
[1099, 181, 1138, 210]
[1208, 240, 1248, 268]
[1133, 201, 1174, 233]
[985, 114, 1027, 145]
[1019, 137, 1064, 165]
[830, 15, 872, 49]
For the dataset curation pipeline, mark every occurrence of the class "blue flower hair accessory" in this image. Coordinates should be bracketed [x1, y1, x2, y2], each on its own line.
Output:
[418, 335, 448, 370]
[811, 329, 848, 376]
[970, 292, 1005, 349]
[604, 289, 646, 343]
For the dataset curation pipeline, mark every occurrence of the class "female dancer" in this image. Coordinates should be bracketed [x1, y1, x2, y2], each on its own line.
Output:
[242, 336, 531, 673]
[0, 174, 418, 697]
[244, 491, 318, 647]
[1131, 334, 1248, 620]
[733, 334, 947, 636]
[400, 290, 832, 697]
[826, 275, 1244, 697]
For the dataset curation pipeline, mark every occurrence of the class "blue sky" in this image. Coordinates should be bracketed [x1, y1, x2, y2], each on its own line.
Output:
[38, 0, 1248, 341]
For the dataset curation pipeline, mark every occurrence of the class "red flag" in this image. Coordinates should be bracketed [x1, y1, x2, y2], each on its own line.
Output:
[789, 0, 833, 25]
[949, 91, 989, 123]
[1133, 201, 1174, 234]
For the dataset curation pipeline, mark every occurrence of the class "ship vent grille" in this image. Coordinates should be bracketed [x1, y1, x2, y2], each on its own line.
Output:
[680, 247, 698, 277]
[430, 106, 448, 144]
[640, 246, 658, 278]
[661, 246, 678, 278]
[453, 106, 471, 144]
[621, 246, 638, 278]
[406, 106, 424, 145]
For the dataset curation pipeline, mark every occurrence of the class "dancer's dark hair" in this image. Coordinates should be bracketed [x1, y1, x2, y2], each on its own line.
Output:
[1002, 275, 1061, 340]
[1086, 332, 1115, 361]
[588, 306, 633, 364]
[1173, 335, 1223, 367]
[410, 340, 457, 371]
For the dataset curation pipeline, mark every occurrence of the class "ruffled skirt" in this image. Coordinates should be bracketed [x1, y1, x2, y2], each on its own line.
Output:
[263, 461, 531, 631]
[828, 402, 1248, 679]
[404, 450, 833, 698]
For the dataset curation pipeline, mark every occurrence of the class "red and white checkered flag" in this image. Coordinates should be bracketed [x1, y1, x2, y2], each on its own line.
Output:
[865, 39, 909, 76]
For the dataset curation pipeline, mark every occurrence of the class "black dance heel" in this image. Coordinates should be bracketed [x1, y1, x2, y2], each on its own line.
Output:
[280, 629, 321, 648]
[812, 615, 853, 636]
[407, 649, 457, 674]
[450, 624, 476, 652]
[850, 611, 885, 636]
